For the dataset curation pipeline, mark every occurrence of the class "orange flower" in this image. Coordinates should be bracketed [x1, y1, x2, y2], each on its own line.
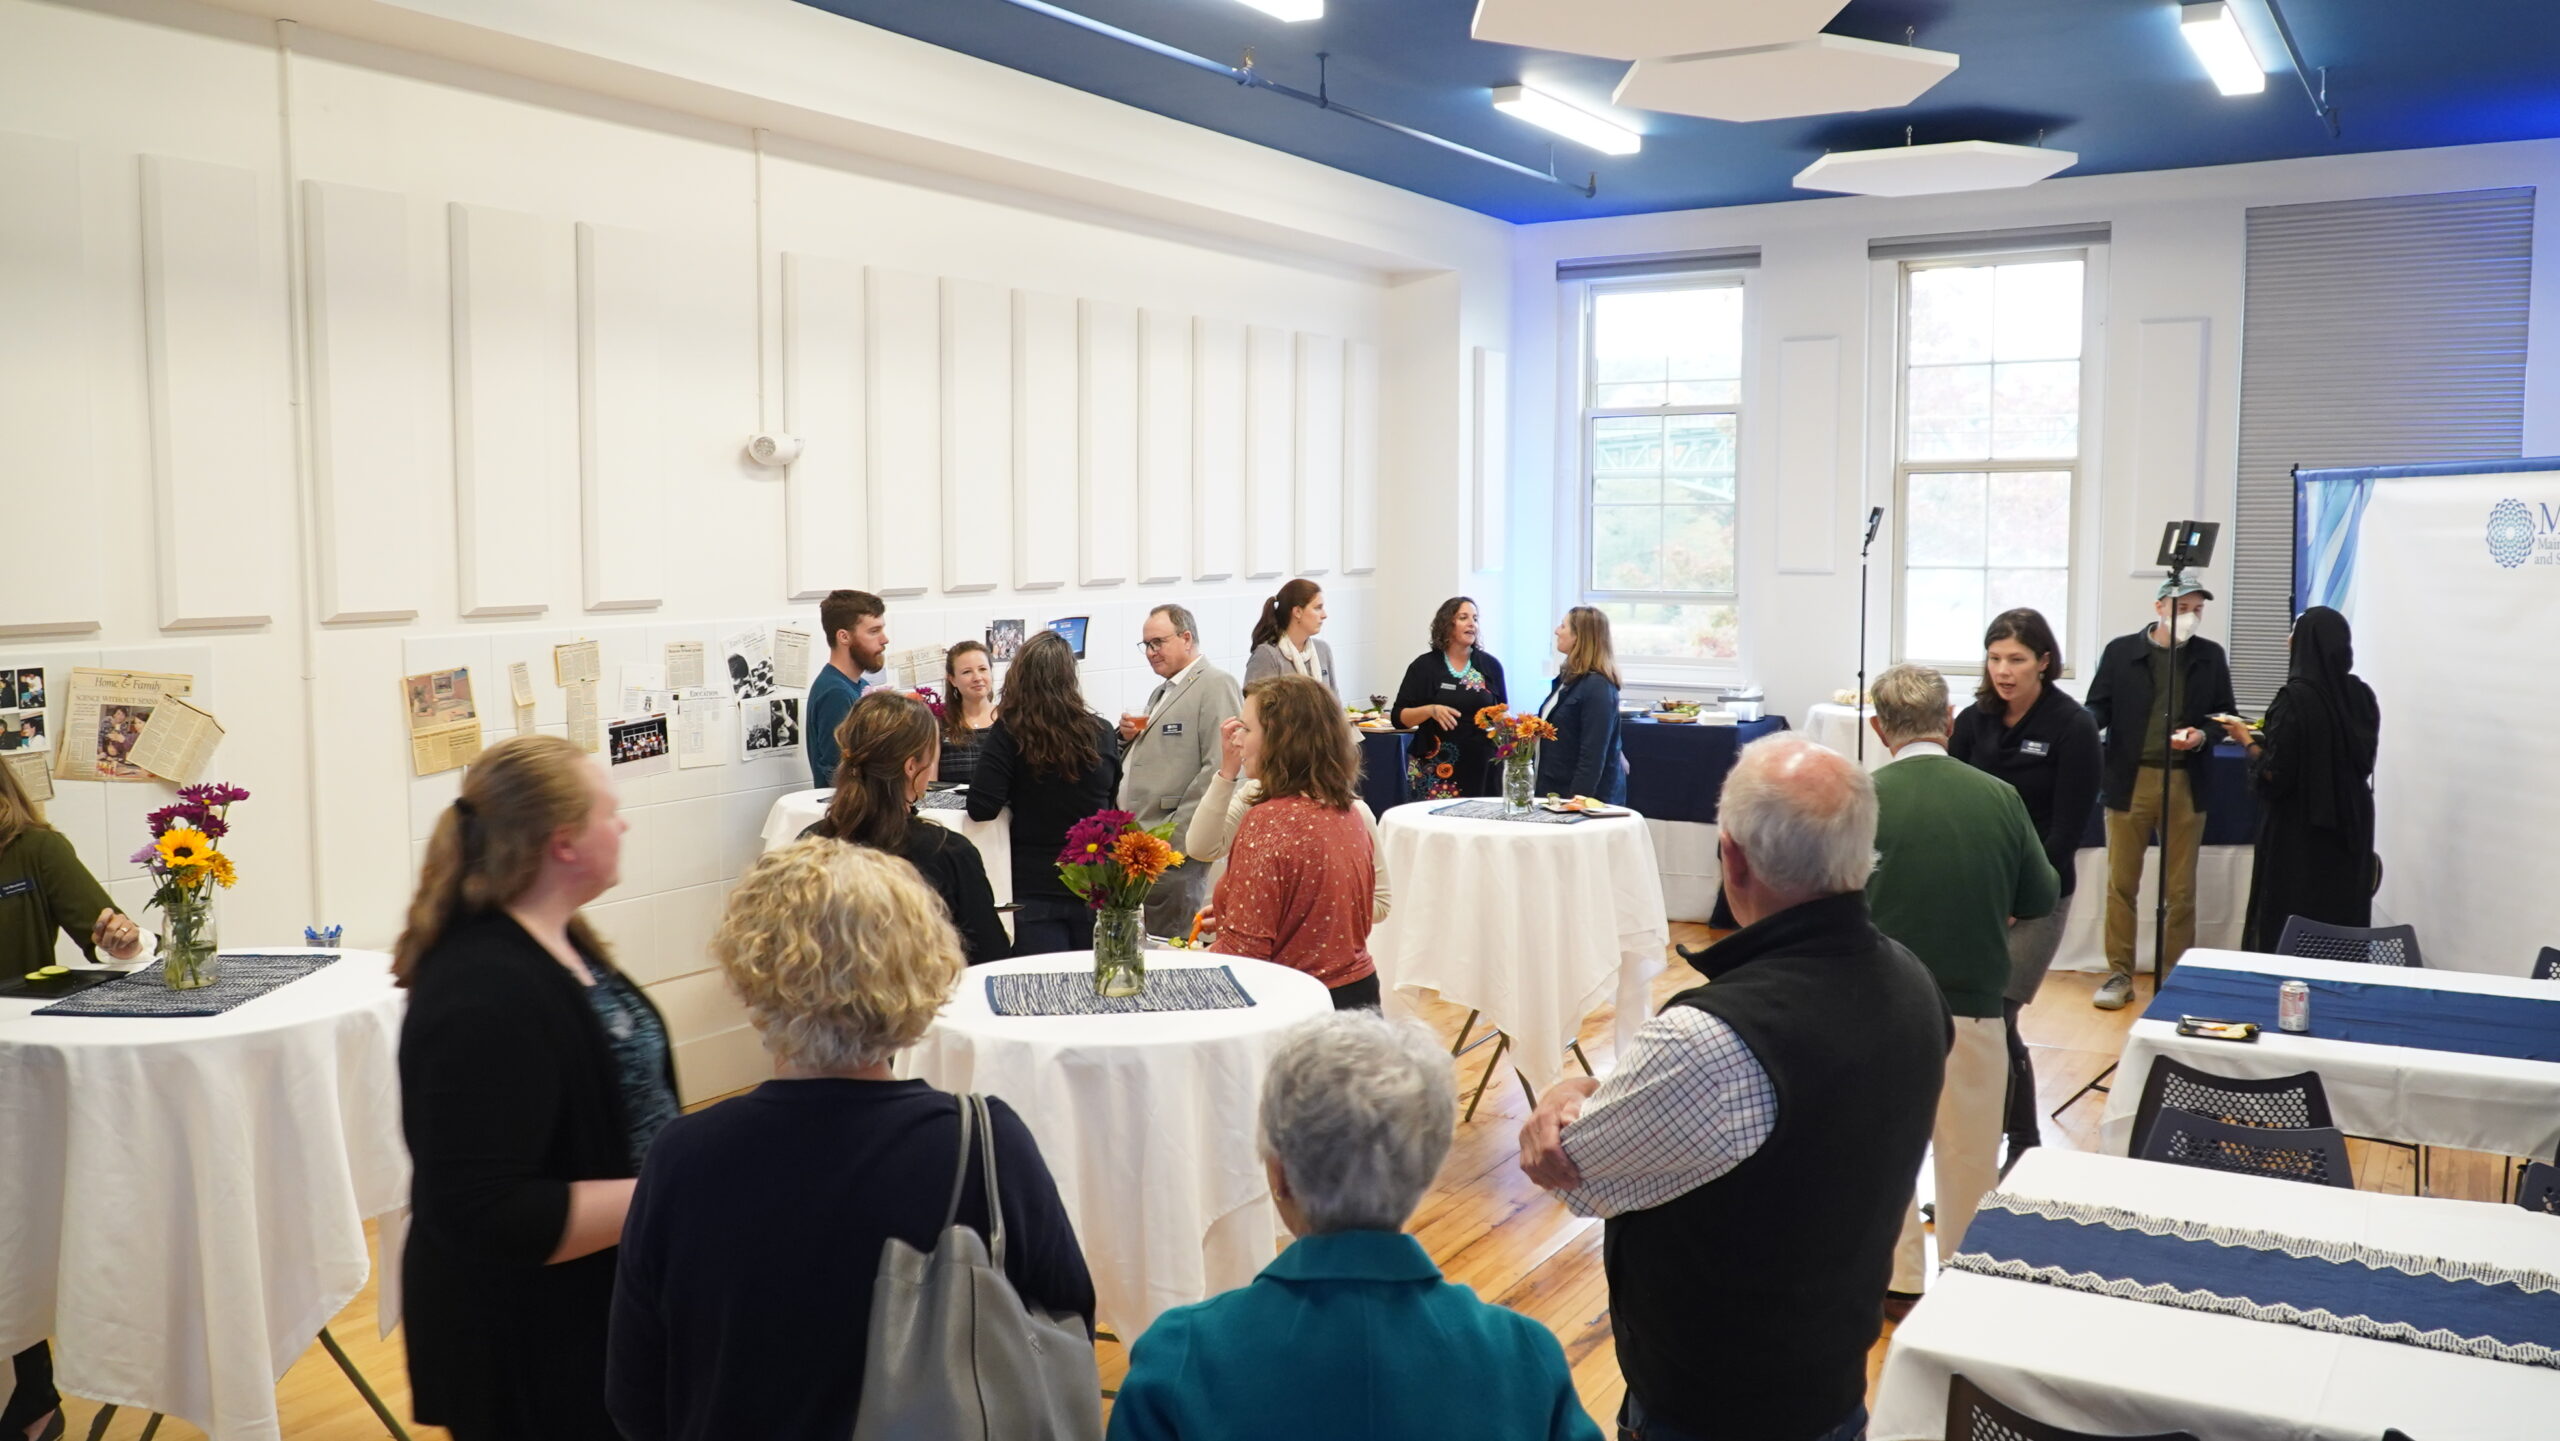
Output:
[1435, 763, 1454, 778]
[1110, 829, 1180, 883]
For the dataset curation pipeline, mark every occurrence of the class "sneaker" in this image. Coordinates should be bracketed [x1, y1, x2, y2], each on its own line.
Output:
[2093, 974, 2134, 1010]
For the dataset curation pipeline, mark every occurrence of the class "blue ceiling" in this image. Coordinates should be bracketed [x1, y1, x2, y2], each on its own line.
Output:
[794, 0, 2560, 224]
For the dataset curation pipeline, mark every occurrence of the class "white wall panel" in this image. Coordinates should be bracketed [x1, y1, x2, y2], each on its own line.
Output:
[2130, 317, 2210, 571]
[1137, 308, 1192, 585]
[141, 154, 288, 629]
[941, 276, 1010, 593]
[781, 251, 864, 601]
[449, 201, 562, 617]
[576, 221, 664, 611]
[1079, 298, 1138, 587]
[1244, 323, 1294, 580]
[304, 181, 423, 624]
[1294, 332, 1344, 577]
[1774, 335, 1841, 575]
[0, 131, 101, 637]
[866, 265, 939, 596]
[1471, 347, 1508, 574]
[1343, 339, 1380, 576]
[1013, 289, 1076, 590]
[1192, 317, 1245, 582]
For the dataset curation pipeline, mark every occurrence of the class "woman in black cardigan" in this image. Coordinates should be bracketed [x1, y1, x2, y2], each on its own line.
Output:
[1950, 609, 2100, 1159]
[803, 690, 1009, 963]
[1533, 606, 1628, 804]
[395, 735, 677, 1441]
[1392, 596, 1508, 799]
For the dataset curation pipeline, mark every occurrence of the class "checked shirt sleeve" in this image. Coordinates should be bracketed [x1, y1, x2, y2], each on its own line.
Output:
[1552, 1006, 1777, 1220]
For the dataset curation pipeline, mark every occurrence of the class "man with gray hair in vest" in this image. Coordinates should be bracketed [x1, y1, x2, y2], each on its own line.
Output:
[1519, 734, 1949, 1441]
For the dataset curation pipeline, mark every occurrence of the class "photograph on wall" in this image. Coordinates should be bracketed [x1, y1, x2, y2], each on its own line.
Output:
[3, 668, 42, 710]
[607, 714, 672, 780]
[740, 694, 802, 762]
[401, 667, 486, 777]
[0, 713, 43, 752]
[722, 626, 775, 699]
[987, 619, 1025, 663]
[1047, 616, 1090, 660]
[54, 668, 192, 783]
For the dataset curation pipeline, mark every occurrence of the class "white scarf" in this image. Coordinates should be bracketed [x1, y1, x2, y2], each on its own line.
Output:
[1277, 634, 1322, 681]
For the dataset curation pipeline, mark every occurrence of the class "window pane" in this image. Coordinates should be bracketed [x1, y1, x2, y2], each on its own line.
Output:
[1987, 471, 2072, 567]
[1905, 568, 1986, 664]
[1667, 378, 1741, 407]
[1990, 360, 2080, 459]
[1906, 471, 1987, 567]
[1603, 602, 1738, 662]
[1592, 506, 1662, 590]
[1594, 285, 1742, 408]
[1595, 380, 1665, 408]
[1908, 265, 1993, 365]
[1592, 417, 1662, 504]
[1665, 414, 1737, 503]
[1993, 261, 2084, 362]
[1663, 505, 1737, 591]
[1665, 286, 1744, 384]
[1986, 567, 2070, 641]
[1905, 364, 1991, 461]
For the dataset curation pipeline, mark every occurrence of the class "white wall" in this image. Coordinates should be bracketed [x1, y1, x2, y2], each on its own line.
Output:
[0, 0, 1511, 1101]
[1507, 140, 2560, 720]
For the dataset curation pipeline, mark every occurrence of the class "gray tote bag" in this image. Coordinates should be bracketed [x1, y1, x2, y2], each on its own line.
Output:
[849, 1093, 1103, 1441]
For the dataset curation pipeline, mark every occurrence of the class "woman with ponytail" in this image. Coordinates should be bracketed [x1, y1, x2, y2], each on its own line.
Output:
[803, 690, 1008, 964]
[1242, 578, 1337, 696]
[394, 734, 674, 1441]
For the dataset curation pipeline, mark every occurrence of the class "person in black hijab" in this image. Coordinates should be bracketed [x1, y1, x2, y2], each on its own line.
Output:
[2217, 607, 2381, 950]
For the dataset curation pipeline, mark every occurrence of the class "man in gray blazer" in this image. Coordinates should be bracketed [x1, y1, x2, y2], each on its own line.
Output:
[1119, 603, 1243, 936]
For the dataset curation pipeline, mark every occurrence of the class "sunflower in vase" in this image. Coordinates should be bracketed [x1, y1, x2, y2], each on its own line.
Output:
[129, 782, 249, 989]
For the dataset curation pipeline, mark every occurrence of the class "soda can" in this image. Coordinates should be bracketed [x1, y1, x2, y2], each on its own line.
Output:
[2278, 979, 2310, 1033]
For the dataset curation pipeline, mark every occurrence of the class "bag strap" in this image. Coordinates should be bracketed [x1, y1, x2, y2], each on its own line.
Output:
[973, 1093, 1008, 1271]
[938, 1091, 979, 1236]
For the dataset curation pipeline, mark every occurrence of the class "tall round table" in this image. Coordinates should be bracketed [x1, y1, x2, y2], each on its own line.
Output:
[902, 952, 1330, 1340]
[760, 787, 1014, 910]
[1370, 801, 1670, 1095]
[0, 949, 409, 1441]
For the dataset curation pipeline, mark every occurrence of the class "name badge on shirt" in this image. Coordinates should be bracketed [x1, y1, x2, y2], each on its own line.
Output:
[1160, 721, 1183, 736]
[1439, 682, 1459, 692]
[0, 879, 33, 900]
[2020, 739, 2051, 757]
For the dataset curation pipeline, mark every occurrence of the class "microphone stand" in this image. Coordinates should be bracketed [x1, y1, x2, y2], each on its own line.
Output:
[1856, 507, 1882, 763]
[2154, 563, 2189, 998]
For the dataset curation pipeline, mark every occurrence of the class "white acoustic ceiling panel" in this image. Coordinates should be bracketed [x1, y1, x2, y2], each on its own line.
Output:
[1616, 36, 1958, 123]
[1472, 0, 1846, 62]
[1795, 140, 2077, 197]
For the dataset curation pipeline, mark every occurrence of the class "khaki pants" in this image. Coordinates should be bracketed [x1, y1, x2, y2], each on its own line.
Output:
[1894, 1015, 2008, 1293]
[2104, 765, 2205, 978]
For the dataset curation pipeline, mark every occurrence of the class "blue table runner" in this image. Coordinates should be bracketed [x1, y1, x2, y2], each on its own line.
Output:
[1950, 1193, 2560, 1370]
[2147, 967, 2560, 1064]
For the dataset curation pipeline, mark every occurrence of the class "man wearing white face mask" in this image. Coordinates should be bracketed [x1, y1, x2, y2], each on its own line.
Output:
[2083, 578, 2237, 1009]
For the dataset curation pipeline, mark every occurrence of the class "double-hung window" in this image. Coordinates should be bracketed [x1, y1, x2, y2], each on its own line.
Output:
[1579, 278, 1745, 665]
[1894, 253, 2086, 668]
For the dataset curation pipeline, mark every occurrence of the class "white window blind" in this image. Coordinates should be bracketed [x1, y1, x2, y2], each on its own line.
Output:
[2231, 188, 2533, 707]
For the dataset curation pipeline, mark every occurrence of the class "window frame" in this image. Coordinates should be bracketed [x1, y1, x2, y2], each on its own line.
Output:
[1888, 247, 2095, 674]
[1571, 270, 1750, 676]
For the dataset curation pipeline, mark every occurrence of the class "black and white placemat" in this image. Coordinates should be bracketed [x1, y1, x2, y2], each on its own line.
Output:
[917, 789, 969, 812]
[987, 964, 1256, 1017]
[1430, 800, 1591, 824]
[33, 952, 343, 1018]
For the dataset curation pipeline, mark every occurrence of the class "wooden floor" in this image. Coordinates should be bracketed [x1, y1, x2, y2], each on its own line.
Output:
[49, 930, 2518, 1439]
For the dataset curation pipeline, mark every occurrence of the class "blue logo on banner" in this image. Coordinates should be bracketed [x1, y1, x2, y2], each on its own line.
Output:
[2488, 498, 2536, 569]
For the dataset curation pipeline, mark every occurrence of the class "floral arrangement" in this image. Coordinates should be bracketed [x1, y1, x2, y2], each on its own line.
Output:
[1055, 808, 1185, 912]
[130, 781, 249, 989]
[1475, 705, 1558, 762]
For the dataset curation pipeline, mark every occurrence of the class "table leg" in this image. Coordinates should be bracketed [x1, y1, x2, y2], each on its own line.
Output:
[2050, 1061, 2114, 1119]
[135, 1417, 163, 1441]
[1450, 1009, 1478, 1056]
[318, 1327, 414, 1441]
[1569, 1041, 1595, 1078]
[84, 1408, 117, 1441]
[1462, 1034, 1510, 1123]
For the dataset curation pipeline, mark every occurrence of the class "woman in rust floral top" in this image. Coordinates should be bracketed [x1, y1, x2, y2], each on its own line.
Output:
[1206, 674, 1380, 1010]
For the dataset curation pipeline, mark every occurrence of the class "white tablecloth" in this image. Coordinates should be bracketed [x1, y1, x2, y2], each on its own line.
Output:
[761, 787, 1014, 910]
[2099, 948, 2560, 1160]
[1803, 702, 1885, 771]
[1872, 1148, 2560, 1441]
[901, 952, 1330, 1339]
[0, 950, 410, 1441]
[1369, 802, 1670, 1089]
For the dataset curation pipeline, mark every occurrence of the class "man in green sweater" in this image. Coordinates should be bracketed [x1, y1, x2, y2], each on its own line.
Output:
[1864, 663, 2058, 1318]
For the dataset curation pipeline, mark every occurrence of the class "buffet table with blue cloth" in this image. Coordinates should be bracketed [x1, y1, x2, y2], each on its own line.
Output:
[1357, 729, 1411, 819]
[2076, 741, 2256, 847]
[1618, 715, 1792, 823]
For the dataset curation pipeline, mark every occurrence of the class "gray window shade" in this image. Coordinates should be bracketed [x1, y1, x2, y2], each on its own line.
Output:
[1868, 223, 2110, 260]
[1555, 247, 1759, 281]
[2231, 188, 2533, 708]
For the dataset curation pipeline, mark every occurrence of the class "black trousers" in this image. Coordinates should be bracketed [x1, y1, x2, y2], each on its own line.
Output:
[1010, 898, 1096, 958]
[2002, 998, 2041, 1147]
[3, 1342, 56, 1431]
[1329, 974, 1382, 1011]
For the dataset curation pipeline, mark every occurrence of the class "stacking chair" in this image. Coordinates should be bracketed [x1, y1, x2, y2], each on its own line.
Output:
[2125, 1057, 2330, 1159]
[1946, 1375, 2198, 1441]
[2276, 916, 2423, 968]
[2518, 1161, 2560, 1215]
[2532, 946, 2560, 980]
[2139, 1111, 2355, 1188]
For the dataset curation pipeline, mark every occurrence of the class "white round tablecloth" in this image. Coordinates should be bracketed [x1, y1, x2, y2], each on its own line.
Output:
[1369, 801, 1670, 1089]
[902, 952, 1330, 1339]
[0, 949, 409, 1441]
[761, 787, 1014, 909]
[1804, 702, 1886, 771]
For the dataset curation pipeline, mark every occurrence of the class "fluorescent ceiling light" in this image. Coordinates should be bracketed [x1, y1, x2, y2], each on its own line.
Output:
[1236, 0, 1322, 20]
[1492, 85, 1642, 156]
[2180, 2, 2267, 95]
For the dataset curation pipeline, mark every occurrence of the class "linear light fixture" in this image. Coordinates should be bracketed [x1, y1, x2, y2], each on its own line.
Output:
[1491, 85, 1641, 156]
[1236, 0, 1322, 20]
[2180, 1, 2267, 95]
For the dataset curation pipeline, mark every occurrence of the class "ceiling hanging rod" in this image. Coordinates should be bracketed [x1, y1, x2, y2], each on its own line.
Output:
[986, 0, 1598, 197]
[2257, 0, 2340, 138]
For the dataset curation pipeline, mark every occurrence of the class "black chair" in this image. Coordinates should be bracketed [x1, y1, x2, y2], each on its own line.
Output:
[1946, 1375, 2198, 1441]
[2139, 1111, 2355, 1188]
[2532, 947, 2560, 981]
[2276, 916, 2423, 968]
[2125, 1057, 2332, 1159]
[2519, 1161, 2560, 1215]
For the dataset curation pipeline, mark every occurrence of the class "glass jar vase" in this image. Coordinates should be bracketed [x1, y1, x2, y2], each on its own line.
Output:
[1503, 746, 1536, 814]
[156, 891, 220, 991]
[1092, 903, 1146, 998]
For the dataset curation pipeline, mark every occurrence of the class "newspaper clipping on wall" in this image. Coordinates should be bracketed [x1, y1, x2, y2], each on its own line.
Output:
[673, 688, 726, 769]
[665, 641, 706, 691]
[739, 694, 802, 764]
[772, 627, 812, 691]
[4, 750, 53, 804]
[54, 668, 194, 783]
[128, 694, 225, 785]
[402, 667, 485, 777]
[722, 627, 775, 699]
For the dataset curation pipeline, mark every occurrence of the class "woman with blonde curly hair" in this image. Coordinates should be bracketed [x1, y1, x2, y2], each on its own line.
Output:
[604, 841, 1094, 1440]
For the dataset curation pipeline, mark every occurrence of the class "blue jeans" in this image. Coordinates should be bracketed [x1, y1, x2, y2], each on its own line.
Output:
[1010, 898, 1095, 958]
[1618, 1395, 1866, 1441]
